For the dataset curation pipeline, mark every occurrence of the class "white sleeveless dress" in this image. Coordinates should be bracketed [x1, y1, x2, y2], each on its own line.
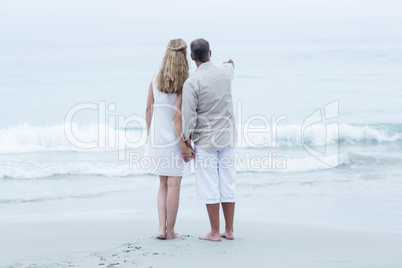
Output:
[144, 72, 190, 176]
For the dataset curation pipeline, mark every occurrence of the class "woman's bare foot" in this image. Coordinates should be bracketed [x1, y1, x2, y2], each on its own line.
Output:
[157, 228, 166, 239]
[220, 231, 234, 240]
[199, 232, 221, 241]
[166, 232, 181, 240]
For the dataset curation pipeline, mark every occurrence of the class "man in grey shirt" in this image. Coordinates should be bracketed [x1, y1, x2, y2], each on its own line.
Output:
[182, 38, 236, 241]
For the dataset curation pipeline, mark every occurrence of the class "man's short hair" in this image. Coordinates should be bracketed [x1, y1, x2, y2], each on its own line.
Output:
[190, 38, 210, 62]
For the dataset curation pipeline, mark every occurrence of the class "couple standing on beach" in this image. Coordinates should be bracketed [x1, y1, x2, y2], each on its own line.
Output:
[145, 38, 236, 241]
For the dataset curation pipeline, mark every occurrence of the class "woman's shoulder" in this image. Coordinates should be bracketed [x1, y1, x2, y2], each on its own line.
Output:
[151, 70, 160, 90]
[152, 70, 159, 83]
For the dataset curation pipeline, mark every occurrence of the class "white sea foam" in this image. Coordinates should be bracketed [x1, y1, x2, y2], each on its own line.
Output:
[0, 160, 145, 179]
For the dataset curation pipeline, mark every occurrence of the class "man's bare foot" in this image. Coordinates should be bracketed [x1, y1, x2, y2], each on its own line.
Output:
[199, 232, 221, 241]
[220, 231, 234, 240]
[166, 232, 182, 240]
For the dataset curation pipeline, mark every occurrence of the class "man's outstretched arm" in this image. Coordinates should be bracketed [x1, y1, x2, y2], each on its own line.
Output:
[223, 59, 235, 81]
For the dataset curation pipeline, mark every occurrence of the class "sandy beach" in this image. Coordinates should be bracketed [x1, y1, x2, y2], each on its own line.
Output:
[1, 218, 402, 268]
[2, 170, 402, 268]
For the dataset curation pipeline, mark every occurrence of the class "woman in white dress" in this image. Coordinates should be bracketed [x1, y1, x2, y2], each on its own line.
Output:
[145, 39, 196, 240]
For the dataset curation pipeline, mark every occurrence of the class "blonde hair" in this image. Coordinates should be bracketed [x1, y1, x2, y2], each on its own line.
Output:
[156, 39, 189, 94]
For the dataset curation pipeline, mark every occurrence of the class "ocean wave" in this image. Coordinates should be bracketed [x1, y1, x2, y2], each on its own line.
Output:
[0, 123, 401, 155]
[0, 123, 145, 154]
[244, 123, 402, 148]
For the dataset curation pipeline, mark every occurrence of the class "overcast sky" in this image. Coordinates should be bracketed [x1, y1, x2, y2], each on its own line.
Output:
[0, 0, 401, 47]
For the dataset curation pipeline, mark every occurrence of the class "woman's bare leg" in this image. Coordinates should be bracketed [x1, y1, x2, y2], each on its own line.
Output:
[166, 176, 182, 239]
[157, 176, 168, 238]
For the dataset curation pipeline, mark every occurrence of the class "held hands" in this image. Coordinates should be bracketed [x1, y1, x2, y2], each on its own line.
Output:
[180, 140, 196, 162]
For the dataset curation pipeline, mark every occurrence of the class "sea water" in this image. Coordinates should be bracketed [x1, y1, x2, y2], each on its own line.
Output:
[0, 40, 401, 232]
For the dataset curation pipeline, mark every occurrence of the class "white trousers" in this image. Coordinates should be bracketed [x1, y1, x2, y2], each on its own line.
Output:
[194, 147, 236, 204]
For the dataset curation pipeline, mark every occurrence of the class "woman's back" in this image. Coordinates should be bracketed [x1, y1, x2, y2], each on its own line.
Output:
[149, 73, 178, 146]
[145, 72, 189, 176]
[152, 73, 177, 115]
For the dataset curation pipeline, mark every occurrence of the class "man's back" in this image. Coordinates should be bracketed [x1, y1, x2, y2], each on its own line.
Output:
[182, 38, 237, 242]
[182, 61, 235, 151]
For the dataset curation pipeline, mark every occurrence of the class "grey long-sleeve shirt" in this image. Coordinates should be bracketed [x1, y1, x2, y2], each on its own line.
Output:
[182, 61, 236, 151]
